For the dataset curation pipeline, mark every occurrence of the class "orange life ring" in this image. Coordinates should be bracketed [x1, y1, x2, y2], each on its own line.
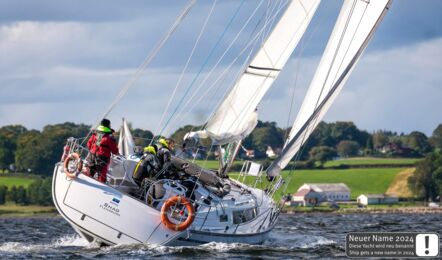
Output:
[63, 152, 83, 179]
[161, 195, 195, 231]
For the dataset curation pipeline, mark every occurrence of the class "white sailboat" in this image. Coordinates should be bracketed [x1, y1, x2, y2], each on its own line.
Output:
[52, 0, 392, 246]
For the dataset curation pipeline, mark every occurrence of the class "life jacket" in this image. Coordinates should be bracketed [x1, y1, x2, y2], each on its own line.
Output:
[133, 153, 159, 183]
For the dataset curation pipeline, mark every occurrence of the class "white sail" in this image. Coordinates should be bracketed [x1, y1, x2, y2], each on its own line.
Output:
[190, 0, 320, 145]
[118, 118, 136, 156]
[267, 0, 392, 177]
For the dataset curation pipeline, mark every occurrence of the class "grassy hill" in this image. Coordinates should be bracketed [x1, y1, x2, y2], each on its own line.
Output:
[323, 157, 421, 167]
[233, 167, 405, 200]
[0, 175, 37, 188]
[385, 168, 415, 198]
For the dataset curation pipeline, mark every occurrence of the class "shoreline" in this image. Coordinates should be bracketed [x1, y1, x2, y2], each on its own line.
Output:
[0, 205, 58, 218]
[283, 206, 442, 214]
[2, 205, 442, 218]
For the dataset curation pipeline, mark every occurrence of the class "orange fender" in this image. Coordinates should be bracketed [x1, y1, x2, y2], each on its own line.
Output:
[161, 195, 195, 231]
[63, 153, 83, 179]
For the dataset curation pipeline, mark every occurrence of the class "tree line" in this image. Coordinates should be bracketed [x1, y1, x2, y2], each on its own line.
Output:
[1, 121, 442, 203]
[0, 178, 52, 206]
[1, 121, 442, 175]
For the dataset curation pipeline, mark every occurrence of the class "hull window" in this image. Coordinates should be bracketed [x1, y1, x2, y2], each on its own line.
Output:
[232, 208, 257, 224]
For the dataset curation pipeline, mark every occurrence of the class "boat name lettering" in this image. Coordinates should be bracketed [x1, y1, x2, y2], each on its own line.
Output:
[99, 202, 120, 216]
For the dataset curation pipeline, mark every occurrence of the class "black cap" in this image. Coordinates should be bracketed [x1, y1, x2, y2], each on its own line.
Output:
[100, 118, 111, 128]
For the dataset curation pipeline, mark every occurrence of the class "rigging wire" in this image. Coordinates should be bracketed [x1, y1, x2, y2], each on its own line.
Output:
[278, 0, 363, 202]
[154, 0, 218, 143]
[171, 1, 289, 136]
[156, 0, 247, 138]
[81, 0, 197, 145]
[168, 0, 269, 134]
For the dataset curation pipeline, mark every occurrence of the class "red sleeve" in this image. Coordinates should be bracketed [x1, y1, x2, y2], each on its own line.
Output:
[87, 133, 96, 150]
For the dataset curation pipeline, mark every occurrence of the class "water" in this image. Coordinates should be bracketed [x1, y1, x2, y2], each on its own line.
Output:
[0, 213, 441, 259]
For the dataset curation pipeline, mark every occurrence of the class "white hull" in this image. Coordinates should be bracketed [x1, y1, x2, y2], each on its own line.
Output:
[52, 162, 277, 246]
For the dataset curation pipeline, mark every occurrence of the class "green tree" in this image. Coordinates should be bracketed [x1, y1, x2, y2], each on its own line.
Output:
[247, 122, 284, 158]
[0, 125, 27, 171]
[330, 121, 369, 147]
[132, 128, 154, 147]
[404, 131, 431, 155]
[15, 130, 43, 173]
[6, 185, 17, 202]
[408, 152, 441, 200]
[429, 124, 442, 151]
[15, 123, 89, 175]
[0, 186, 7, 204]
[309, 146, 337, 166]
[27, 178, 53, 205]
[0, 135, 15, 171]
[337, 140, 360, 157]
[16, 186, 28, 205]
[372, 130, 389, 149]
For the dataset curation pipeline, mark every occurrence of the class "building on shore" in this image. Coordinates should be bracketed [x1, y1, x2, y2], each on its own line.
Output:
[357, 194, 399, 205]
[291, 183, 351, 206]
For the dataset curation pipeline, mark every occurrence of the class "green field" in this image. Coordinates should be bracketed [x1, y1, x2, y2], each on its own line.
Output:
[193, 160, 221, 169]
[0, 176, 37, 188]
[232, 167, 405, 200]
[323, 157, 421, 167]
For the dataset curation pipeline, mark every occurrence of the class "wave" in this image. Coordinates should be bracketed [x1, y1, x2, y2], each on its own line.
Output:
[0, 234, 90, 254]
[53, 234, 91, 248]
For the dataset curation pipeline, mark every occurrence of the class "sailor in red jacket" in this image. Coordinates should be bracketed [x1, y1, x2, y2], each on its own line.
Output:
[86, 119, 119, 183]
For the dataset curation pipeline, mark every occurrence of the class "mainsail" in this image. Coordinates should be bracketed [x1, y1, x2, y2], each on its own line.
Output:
[187, 0, 320, 145]
[267, 0, 392, 177]
[118, 118, 136, 156]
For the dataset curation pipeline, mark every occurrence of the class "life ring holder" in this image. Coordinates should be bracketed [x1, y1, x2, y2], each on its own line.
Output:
[161, 195, 195, 231]
[63, 152, 83, 179]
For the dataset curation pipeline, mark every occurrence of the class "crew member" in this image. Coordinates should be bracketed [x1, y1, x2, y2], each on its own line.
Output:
[156, 138, 175, 178]
[132, 145, 159, 186]
[86, 119, 119, 183]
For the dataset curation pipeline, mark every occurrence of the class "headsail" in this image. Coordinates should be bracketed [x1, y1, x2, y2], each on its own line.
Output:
[118, 118, 136, 156]
[267, 0, 392, 177]
[188, 0, 321, 145]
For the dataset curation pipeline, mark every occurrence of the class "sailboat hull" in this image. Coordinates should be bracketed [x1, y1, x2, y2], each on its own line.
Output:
[52, 163, 274, 246]
[52, 163, 184, 245]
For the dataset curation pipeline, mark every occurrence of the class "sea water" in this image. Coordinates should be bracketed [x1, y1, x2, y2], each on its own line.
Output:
[0, 213, 441, 259]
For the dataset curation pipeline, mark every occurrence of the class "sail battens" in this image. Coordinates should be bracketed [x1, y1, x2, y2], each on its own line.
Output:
[248, 65, 281, 71]
[267, 0, 392, 177]
[244, 70, 277, 78]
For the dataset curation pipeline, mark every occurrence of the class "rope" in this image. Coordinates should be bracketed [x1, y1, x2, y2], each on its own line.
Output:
[170, 1, 289, 135]
[82, 0, 197, 145]
[278, 0, 361, 203]
[172, 11, 266, 138]
[157, 0, 246, 138]
[154, 0, 218, 142]
[168, 0, 268, 135]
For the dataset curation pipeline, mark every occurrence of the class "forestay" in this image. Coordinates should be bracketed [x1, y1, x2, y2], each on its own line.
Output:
[188, 0, 320, 145]
[267, 0, 392, 177]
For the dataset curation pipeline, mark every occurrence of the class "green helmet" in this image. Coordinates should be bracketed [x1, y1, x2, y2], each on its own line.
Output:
[158, 138, 168, 148]
[97, 125, 112, 133]
[143, 145, 157, 155]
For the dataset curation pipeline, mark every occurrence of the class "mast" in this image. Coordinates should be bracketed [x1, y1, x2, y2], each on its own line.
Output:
[186, 0, 321, 145]
[267, 0, 393, 177]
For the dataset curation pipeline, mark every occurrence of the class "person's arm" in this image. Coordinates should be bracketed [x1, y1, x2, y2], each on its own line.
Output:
[87, 134, 95, 150]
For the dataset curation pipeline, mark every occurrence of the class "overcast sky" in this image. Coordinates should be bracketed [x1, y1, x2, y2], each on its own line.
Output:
[0, 0, 441, 137]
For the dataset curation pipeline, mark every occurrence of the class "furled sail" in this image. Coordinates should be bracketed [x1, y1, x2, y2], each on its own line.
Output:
[188, 0, 320, 145]
[118, 118, 136, 156]
[267, 0, 392, 177]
